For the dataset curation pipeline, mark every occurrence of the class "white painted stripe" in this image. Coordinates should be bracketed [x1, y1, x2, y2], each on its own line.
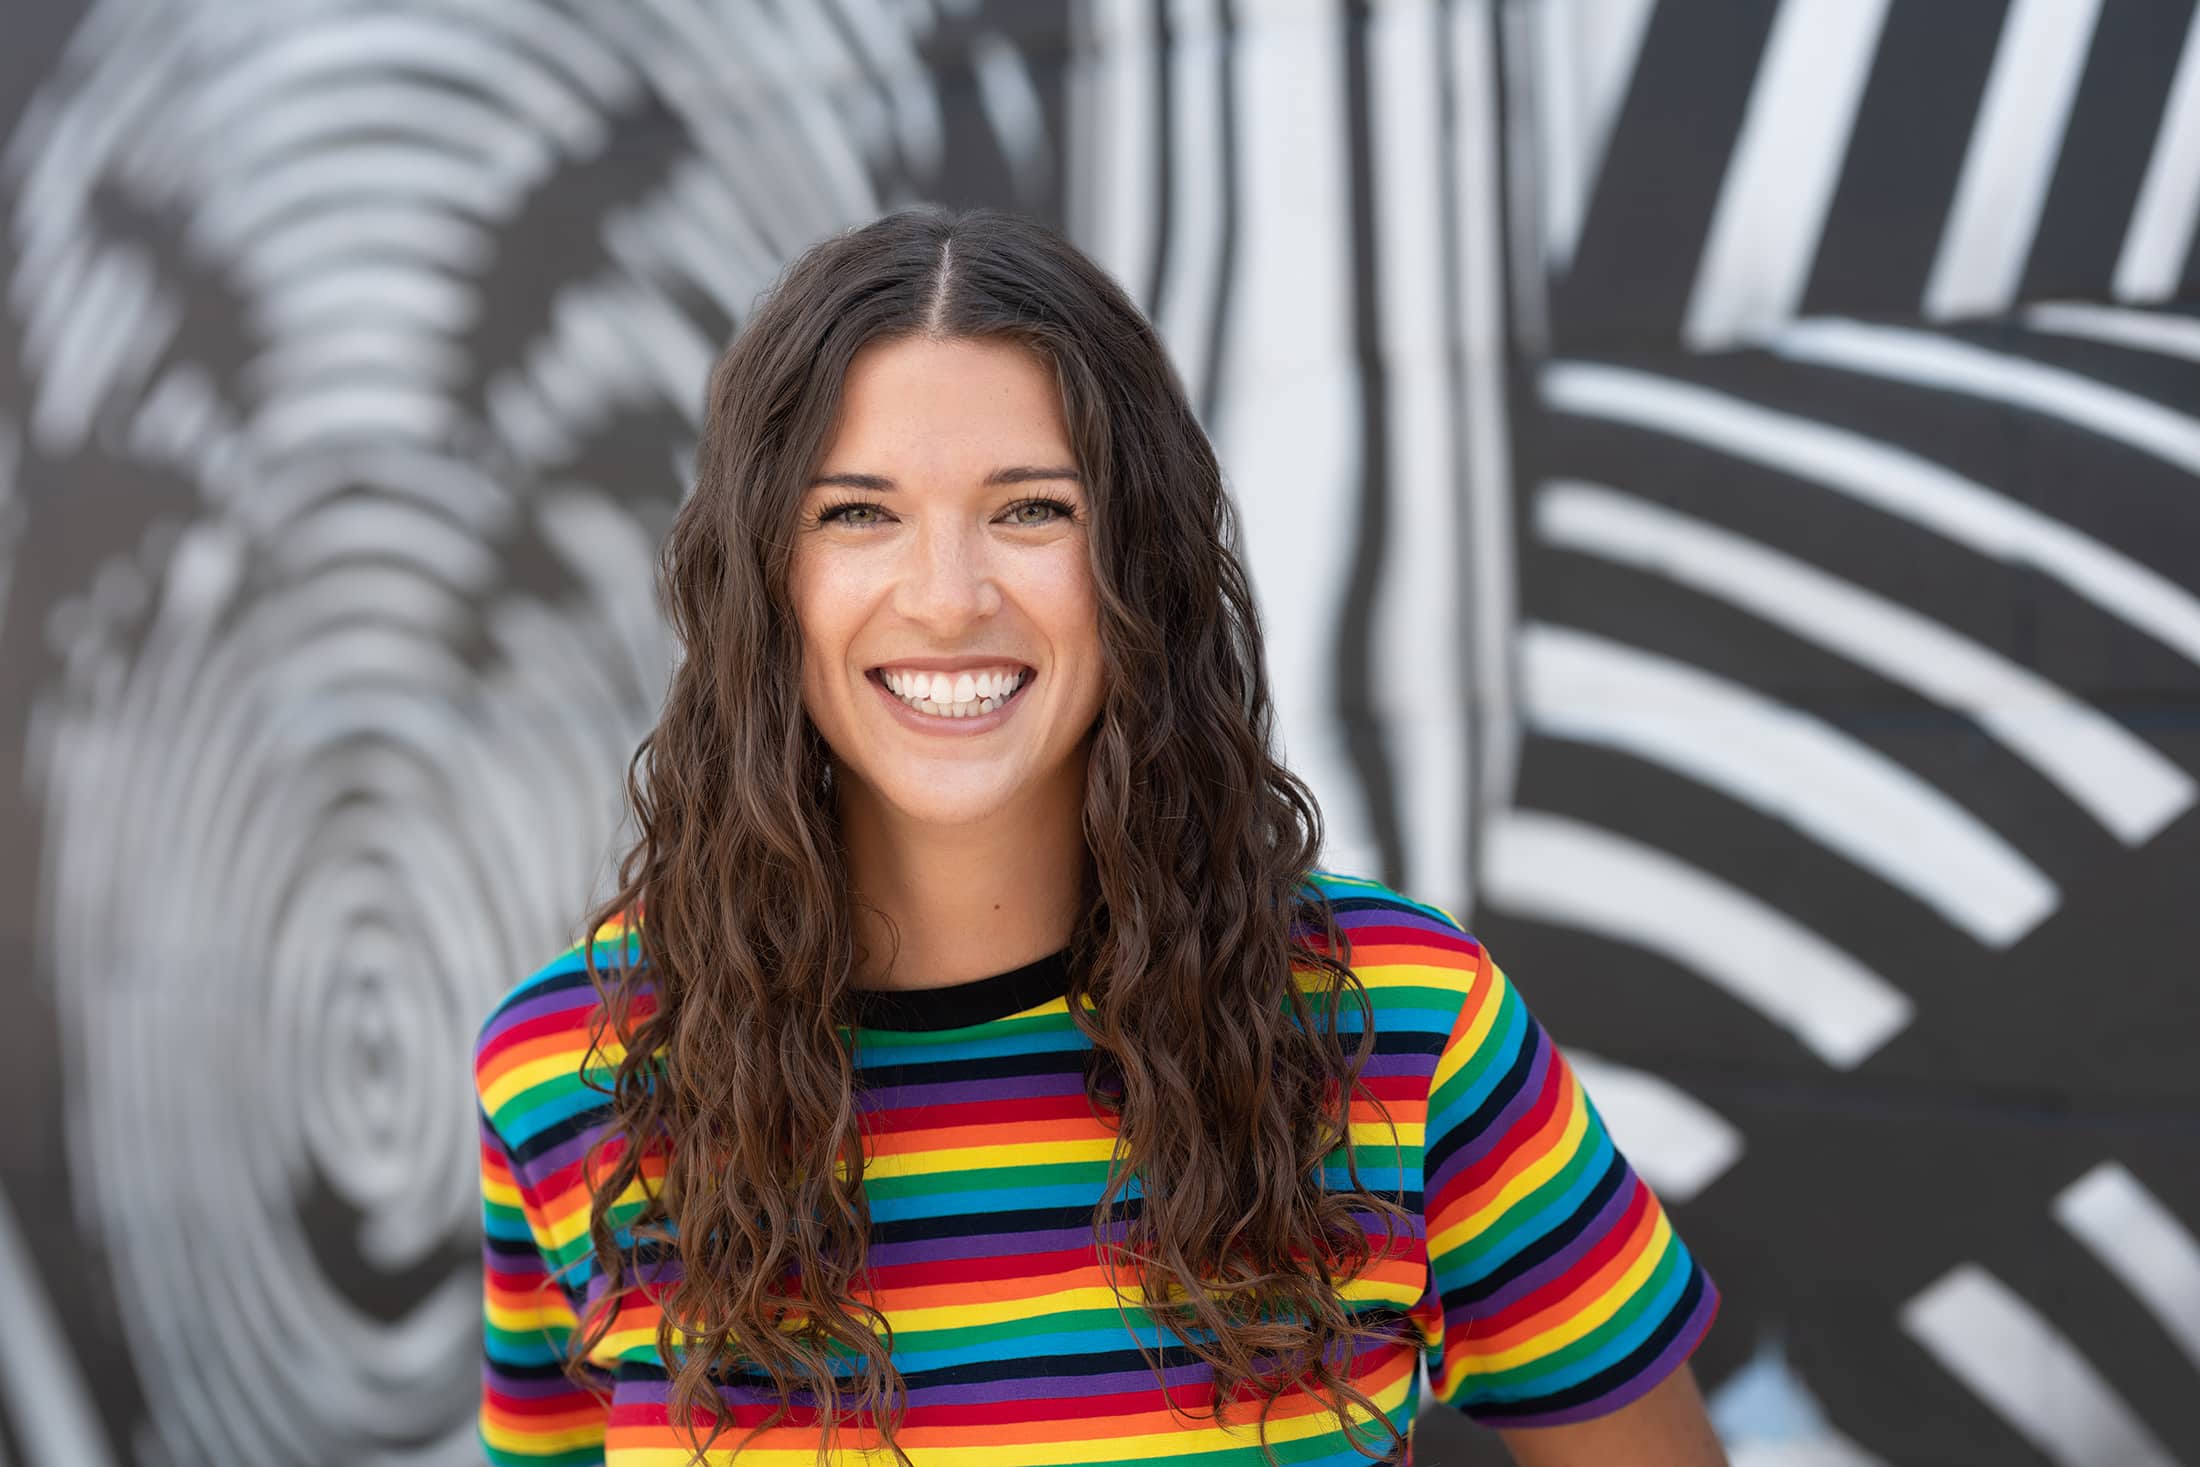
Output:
[451, 0, 636, 106]
[1482, 808, 1914, 1067]
[196, 143, 513, 257]
[1901, 1264, 2178, 1467]
[1923, 0, 2103, 320]
[255, 265, 479, 336]
[0, 1183, 117, 1467]
[1453, 0, 1524, 828]
[1210, 0, 1366, 870]
[0, 420, 15, 655]
[1774, 318, 2200, 480]
[1526, 0, 1585, 276]
[592, 279, 718, 429]
[1565, 1049, 1742, 1202]
[1522, 622, 2058, 947]
[610, 162, 775, 329]
[1532, 0, 1659, 275]
[30, 246, 179, 457]
[11, 234, 88, 365]
[1536, 480, 2194, 845]
[252, 385, 457, 455]
[970, 32, 1052, 204]
[1683, 0, 1890, 349]
[7, 28, 173, 291]
[130, 368, 227, 479]
[2114, 6, 2200, 303]
[2025, 300, 2200, 365]
[830, 0, 947, 180]
[173, 12, 602, 156]
[1071, 0, 1160, 309]
[1542, 362, 2200, 670]
[277, 499, 500, 588]
[539, 488, 676, 694]
[171, 79, 549, 190]
[1729, 1446, 1887, 1467]
[235, 206, 489, 290]
[1370, 0, 1470, 909]
[1150, 0, 1228, 405]
[2053, 1162, 2200, 1373]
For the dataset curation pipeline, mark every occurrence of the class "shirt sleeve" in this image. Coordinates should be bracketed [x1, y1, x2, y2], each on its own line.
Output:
[1414, 937, 1720, 1427]
[477, 1093, 613, 1465]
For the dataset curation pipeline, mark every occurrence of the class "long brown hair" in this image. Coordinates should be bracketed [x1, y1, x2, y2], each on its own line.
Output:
[570, 205, 1412, 1465]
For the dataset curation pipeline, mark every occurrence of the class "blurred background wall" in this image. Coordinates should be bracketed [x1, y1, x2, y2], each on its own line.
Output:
[0, 1, 2196, 1463]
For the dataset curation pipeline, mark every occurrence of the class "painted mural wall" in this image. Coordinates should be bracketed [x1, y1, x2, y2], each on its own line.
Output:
[0, 1, 2194, 1464]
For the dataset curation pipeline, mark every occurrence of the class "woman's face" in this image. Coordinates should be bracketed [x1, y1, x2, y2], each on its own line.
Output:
[788, 334, 1107, 830]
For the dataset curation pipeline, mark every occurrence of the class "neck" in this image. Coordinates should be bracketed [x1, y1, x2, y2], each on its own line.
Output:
[834, 758, 1091, 991]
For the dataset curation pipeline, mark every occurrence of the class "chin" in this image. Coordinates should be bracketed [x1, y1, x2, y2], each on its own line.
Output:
[883, 783, 1020, 827]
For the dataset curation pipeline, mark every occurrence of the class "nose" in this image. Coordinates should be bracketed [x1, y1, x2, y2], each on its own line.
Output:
[891, 513, 1000, 633]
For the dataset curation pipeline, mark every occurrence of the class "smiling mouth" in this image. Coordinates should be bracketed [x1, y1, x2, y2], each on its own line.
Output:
[868, 666, 1033, 718]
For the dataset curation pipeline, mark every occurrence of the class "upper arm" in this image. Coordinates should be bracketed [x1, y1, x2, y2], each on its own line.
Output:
[1497, 1361, 1727, 1466]
[1414, 935, 1722, 1434]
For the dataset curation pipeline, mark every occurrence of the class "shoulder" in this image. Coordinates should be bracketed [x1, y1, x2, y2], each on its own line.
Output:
[1296, 866, 1492, 1018]
[472, 909, 647, 1150]
[1299, 867, 1486, 969]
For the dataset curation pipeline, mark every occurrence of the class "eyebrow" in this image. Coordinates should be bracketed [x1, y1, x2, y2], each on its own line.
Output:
[807, 465, 1083, 491]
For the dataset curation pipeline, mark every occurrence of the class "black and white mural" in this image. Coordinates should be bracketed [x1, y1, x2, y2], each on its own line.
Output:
[1, 1, 2195, 1464]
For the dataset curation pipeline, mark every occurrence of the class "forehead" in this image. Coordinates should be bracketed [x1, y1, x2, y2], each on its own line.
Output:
[818, 336, 1074, 479]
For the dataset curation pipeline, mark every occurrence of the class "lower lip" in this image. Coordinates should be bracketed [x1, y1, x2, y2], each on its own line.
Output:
[868, 670, 1033, 735]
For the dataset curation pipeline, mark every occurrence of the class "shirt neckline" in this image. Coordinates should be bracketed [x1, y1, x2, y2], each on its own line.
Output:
[844, 947, 1073, 1032]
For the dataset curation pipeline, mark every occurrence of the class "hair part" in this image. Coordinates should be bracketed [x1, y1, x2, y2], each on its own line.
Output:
[570, 204, 1413, 1466]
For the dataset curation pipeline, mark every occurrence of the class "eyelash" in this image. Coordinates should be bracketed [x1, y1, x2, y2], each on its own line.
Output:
[809, 495, 1079, 529]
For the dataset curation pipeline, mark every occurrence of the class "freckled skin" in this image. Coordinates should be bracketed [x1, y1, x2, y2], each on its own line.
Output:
[787, 336, 1108, 990]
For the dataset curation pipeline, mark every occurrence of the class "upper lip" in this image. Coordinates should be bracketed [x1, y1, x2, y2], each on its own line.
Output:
[869, 656, 1033, 673]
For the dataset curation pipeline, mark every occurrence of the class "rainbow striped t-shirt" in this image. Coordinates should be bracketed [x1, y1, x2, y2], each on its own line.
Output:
[474, 870, 1719, 1465]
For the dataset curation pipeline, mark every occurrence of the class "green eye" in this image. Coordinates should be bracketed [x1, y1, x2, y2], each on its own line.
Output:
[1006, 497, 1077, 525]
[815, 498, 886, 527]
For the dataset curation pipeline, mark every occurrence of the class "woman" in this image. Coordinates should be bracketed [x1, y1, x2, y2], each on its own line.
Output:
[474, 206, 1725, 1466]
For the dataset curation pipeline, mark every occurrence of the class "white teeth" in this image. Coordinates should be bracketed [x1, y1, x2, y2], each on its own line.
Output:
[880, 667, 1026, 717]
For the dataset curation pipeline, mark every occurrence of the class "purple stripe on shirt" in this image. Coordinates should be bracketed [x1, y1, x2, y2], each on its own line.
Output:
[1334, 907, 1473, 945]
[866, 1221, 1121, 1266]
[1471, 1278, 1717, 1427]
[516, 1118, 621, 1179]
[1464, 1169, 1639, 1316]
[482, 980, 603, 1040]
[856, 1071, 1087, 1109]
[1425, 1022, 1552, 1197]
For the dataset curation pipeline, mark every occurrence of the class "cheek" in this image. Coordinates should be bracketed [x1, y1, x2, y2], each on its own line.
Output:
[786, 557, 852, 710]
[790, 550, 866, 640]
[1016, 552, 1106, 712]
[1022, 551, 1101, 649]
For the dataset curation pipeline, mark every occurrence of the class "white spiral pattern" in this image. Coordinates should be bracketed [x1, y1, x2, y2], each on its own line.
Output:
[2, 1, 1022, 1461]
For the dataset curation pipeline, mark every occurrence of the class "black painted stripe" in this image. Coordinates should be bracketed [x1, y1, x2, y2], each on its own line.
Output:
[1803, 0, 2009, 319]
